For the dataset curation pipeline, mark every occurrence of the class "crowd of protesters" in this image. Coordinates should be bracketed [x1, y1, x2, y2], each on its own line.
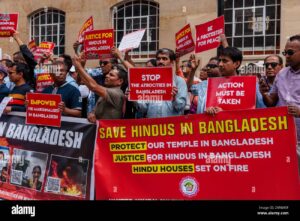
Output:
[0, 30, 300, 161]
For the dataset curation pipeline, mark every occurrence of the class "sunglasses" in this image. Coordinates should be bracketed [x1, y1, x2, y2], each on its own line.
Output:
[282, 50, 298, 56]
[99, 61, 109, 66]
[264, 62, 279, 68]
[206, 64, 218, 69]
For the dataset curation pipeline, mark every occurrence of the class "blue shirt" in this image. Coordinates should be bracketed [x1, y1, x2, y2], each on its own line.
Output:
[42, 82, 82, 110]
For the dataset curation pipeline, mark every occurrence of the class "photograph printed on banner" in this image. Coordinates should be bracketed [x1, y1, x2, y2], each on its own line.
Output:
[45, 155, 89, 198]
[10, 148, 48, 191]
[0, 146, 10, 183]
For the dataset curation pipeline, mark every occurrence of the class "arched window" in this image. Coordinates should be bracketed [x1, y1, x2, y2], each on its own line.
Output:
[112, 0, 159, 59]
[29, 8, 65, 55]
[224, 0, 281, 55]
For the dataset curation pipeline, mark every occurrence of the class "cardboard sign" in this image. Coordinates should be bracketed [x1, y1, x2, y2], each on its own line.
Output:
[95, 107, 300, 200]
[118, 29, 146, 52]
[128, 67, 173, 102]
[78, 16, 94, 43]
[195, 16, 224, 53]
[175, 24, 195, 56]
[206, 76, 257, 111]
[84, 29, 114, 60]
[0, 13, 18, 37]
[26, 93, 61, 127]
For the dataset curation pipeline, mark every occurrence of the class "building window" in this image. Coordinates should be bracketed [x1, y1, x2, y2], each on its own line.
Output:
[224, 0, 281, 55]
[29, 9, 65, 55]
[112, 0, 159, 59]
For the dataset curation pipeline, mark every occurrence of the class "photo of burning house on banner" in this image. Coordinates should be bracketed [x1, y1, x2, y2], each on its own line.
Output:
[45, 155, 89, 198]
[0, 146, 10, 183]
[10, 149, 48, 191]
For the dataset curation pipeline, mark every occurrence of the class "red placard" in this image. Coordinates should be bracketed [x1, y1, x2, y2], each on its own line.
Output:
[175, 24, 195, 56]
[26, 93, 61, 127]
[195, 16, 224, 53]
[95, 107, 300, 200]
[84, 29, 114, 60]
[206, 76, 256, 111]
[128, 67, 173, 101]
[78, 16, 94, 43]
[0, 13, 18, 37]
[35, 72, 54, 92]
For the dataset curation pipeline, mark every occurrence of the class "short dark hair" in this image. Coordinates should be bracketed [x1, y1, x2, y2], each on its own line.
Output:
[156, 48, 176, 61]
[59, 54, 72, 72]
[146, 58, 157, 67]
[8, 62, 30, 81]
[264, 55, 283, 65]
[219, 47, 243, 63]
[209, 56, 219, 63]
[289, 35, 300, 42]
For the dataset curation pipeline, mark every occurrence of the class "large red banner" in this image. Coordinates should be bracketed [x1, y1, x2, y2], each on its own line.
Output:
[128, 67, 173, 101]
[0, 13, 18, 37]
[206, 76, 256, 111]
[95, 107, 300, 200]
[0, 113, 96, 200]
[84, 29, 114, 60]
[26, 93, 61, 127]
[175, 24, 195, 57]
[195, 16, 224, 53]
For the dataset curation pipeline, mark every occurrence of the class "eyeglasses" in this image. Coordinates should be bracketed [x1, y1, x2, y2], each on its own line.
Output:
[282, 50, 298, 56]
[264, 62, 279, 68]
[206, 64, 218, 69]
[99, 61, 109, 66]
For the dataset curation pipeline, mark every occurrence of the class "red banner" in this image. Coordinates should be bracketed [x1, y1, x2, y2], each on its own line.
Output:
[26, 93, 61, 127]
[34, 42, 55, 61]
[175, 24, 195, 56]
[95, 107, 300, 200]
[206, 76, 256, 111]
[84, 29, 114, 60]
[28, 39, 37, 53]
[128, 67, 173, 101]
[0, 13, 18, 37]
[35, 73, 54, 92]
[0, 113, 96, 200]
[78, 16, 94, 43]
[195, 16, 224, 53]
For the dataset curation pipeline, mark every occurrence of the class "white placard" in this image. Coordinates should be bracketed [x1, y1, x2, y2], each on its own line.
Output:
[118, 29, 146, 52]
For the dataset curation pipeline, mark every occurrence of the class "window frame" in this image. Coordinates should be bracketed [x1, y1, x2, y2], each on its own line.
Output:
[112, 0, 159, 59]
[29, 9, 65, 56]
